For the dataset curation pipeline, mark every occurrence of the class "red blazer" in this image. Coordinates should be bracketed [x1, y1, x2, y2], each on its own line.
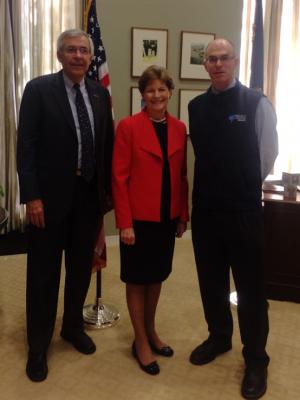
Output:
[112, 110, 189, 229]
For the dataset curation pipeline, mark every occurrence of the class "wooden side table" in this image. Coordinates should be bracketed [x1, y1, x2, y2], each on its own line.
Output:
[263, 190, 300, 303]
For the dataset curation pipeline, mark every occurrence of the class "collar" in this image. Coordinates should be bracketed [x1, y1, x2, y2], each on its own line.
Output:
[211, 78, 236, 95]
[62, 72, 85, 90]
[142, 108, 170, 122]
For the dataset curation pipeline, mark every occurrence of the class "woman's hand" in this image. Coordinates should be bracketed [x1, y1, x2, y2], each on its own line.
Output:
[176, 221, 187, 238]
[120, 227, 135, 245]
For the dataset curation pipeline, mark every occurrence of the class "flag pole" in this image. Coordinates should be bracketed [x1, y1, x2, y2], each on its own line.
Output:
[83, 225, 120, 329]
[82, 0, 120, 329]
[83, 269, 120, 329]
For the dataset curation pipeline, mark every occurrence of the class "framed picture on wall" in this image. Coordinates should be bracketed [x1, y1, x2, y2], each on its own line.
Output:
[179, 89, 205, 133]
[131, 27, 168, 77]
[180, 31, 215, 80]
[131, 87, 145, 115]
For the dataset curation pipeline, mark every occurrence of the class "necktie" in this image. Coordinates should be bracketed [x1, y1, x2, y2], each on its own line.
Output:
[74, 83, 95, 181]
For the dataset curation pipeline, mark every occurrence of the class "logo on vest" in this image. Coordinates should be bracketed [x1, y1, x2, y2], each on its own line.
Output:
[228, 114, 247, 123]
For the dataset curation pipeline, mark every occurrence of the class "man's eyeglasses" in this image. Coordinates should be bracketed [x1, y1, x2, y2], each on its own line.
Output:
[205, 55, 235, 64]
[64, 46, 90, 55]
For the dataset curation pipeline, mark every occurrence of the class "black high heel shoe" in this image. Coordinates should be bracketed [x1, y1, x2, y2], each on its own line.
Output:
[149, 342, 174, 357]
[132, 342, 160, 375]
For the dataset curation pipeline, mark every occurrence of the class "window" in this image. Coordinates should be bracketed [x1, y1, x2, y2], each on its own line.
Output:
[240, 0, 300, 175]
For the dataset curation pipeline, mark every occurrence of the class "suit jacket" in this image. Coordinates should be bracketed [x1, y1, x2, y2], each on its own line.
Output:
[17, 70, 114, 221]
[112, 110, 189, 229]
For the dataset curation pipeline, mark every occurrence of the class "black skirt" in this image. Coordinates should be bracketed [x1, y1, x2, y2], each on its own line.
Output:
[120, 219, 177, 284]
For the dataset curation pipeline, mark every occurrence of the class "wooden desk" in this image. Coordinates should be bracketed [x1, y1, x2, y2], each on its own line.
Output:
[263, 191, 300, 302]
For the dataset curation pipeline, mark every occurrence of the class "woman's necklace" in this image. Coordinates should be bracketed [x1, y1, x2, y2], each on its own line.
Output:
[149, 116, 167, 123]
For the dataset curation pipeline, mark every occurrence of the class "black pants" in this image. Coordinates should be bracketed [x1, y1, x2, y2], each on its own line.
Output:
[26, 177, 100, 354]
[191, 209, 269, 367]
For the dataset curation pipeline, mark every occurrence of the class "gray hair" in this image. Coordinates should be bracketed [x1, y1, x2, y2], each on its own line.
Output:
[57, 29, 94, 56]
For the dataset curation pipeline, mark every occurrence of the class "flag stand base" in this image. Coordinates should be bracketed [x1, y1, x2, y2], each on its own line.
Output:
[230, 291, 238, 306]
[83, 297, 120, 329]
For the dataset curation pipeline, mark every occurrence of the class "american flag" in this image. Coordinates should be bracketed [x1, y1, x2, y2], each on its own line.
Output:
[84, 0, 112, 270]
[84, 0, 112, 96]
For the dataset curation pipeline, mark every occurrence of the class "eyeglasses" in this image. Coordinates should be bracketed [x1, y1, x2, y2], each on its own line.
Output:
[206, 55, 235, 64]
[64, 46, 90, 55]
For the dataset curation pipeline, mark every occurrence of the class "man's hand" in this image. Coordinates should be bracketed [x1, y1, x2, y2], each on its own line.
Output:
[26, 199, 45, 228]
[120, 227, 135, 245]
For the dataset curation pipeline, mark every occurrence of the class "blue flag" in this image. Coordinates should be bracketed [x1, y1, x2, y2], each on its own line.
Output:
[250, 0, 264, 91]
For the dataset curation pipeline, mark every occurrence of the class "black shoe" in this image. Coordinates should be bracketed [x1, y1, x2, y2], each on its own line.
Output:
[149, 341, 174, 357]
[132, 342, 160, 375]
[26, 352, 48, 382]
[61, 331, 96, 354]
[241, 366, 268, 399]
[190, 337, 232, 365]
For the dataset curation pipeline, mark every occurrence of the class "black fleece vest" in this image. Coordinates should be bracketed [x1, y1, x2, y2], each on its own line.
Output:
[189, 81, 263, 213]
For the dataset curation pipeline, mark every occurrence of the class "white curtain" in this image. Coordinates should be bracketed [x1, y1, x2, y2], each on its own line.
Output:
[0, 0, 82, 231]
[275, 0, 300, 173]
[240, 0, 300, 175]
[13, 0, 83, 113]
[0, 0, 19, 230]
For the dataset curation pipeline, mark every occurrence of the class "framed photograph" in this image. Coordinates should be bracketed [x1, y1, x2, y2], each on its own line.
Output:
[180, 31, 215, 80]
[131, 87, 145, 115]
[131, 27, 168, 77]
[179, 89, 204, 133]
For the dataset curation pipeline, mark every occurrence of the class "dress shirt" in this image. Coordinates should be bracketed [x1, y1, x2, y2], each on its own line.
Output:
[212, 79, 278, 180]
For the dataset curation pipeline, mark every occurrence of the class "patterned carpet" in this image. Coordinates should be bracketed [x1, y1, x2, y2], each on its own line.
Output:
[0, 236, 299, 400]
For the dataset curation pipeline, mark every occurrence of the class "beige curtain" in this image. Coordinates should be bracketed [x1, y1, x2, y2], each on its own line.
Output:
[264, 0, 283, 107]
[240, 0, 300, 175]
[12, 0, 83, 113]
[275, 0, 300, 173]
[0, 0, 82, 232]
[239, 0, 282, 103]
[0, 0, 20, 230]
[239, 0, 255, 86]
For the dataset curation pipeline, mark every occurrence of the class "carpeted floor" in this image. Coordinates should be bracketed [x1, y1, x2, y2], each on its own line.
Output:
[0, 235, 299, 399]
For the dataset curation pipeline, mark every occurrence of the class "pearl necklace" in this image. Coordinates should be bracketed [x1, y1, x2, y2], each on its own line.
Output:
[150, 116, 167, 123]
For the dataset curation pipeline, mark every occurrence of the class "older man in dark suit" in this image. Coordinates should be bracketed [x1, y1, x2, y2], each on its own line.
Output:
[17, 29, 114, 382]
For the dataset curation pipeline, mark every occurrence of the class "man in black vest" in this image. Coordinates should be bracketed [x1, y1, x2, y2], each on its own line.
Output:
[188, 38, 278, 399]
[17, 29, 114, 382]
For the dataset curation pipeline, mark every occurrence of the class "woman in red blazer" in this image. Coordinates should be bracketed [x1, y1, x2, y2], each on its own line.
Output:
[112, 66, 188, 375]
